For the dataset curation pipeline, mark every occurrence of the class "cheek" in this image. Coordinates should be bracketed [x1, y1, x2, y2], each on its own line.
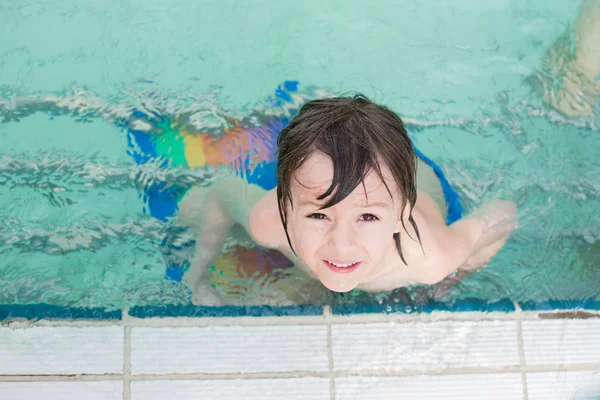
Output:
[359, 222, 396, 251]
[290, 219, 326, 254]
[362, 234, 385, 249]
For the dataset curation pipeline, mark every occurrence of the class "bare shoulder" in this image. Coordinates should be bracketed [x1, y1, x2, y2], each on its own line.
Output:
[249, 188, 288, 249]
[399, 190, 470, 284]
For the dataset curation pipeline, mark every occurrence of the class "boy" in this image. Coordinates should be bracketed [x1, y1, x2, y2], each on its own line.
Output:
[178, 94, 518, 304]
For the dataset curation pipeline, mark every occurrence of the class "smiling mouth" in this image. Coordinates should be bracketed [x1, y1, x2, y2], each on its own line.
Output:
[324, 260, 361, 274]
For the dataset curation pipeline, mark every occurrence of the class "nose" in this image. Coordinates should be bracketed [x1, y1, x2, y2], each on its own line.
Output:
[328, 221, 357, 254]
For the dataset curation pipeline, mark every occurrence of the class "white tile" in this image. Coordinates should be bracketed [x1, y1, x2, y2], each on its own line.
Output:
[0, 327, 123, 374]
[131, 378, 330, 400]
[336, 373, 523, 400]
[527, 371, 600, 400]
[0, 381, 122, 400]
[522, 320, 600, 365]
[131, 325, 328, 375]
[332, 320, 518, 372]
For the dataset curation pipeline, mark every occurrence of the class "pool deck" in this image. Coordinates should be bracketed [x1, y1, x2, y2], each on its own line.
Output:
[1, 305, 599, 400]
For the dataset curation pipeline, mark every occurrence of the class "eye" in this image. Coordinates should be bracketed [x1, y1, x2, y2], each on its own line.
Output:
[359, 213, 379, 222]
[307, 213, 328, 220]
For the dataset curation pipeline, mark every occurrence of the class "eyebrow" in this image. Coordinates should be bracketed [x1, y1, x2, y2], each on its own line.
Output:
[296, 199, 390, 209]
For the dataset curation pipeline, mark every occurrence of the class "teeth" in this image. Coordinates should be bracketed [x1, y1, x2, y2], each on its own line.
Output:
[328, 261, 357, 268]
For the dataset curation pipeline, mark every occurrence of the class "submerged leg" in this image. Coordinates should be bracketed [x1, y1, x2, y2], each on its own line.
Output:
[531, 0, 600, 117]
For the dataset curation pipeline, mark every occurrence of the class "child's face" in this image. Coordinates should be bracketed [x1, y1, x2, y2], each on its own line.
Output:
[287, 152, 404, 293]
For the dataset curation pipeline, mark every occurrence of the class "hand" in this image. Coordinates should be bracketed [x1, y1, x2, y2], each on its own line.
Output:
[186, 275, 227, 306]
[428, 270, 470, 300]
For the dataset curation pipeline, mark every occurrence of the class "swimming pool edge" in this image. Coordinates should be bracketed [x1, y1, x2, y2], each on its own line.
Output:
[2, 297, 599, 322]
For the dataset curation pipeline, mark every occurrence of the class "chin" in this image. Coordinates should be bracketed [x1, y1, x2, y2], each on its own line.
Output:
[306, 260, 367, 293]
[318, 277, 360, 293]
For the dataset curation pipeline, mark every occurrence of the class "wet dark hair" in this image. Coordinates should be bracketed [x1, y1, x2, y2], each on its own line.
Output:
[276, 93, 421, 265]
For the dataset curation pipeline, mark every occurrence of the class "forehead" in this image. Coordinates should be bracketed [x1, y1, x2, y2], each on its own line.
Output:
[291, 152, 399, 202]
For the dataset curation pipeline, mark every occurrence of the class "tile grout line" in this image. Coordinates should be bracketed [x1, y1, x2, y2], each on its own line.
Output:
[3, 362, 600, 382]
[3, 308, 599, 328]
[127, 312, 328, 327]
[324, 305, 336, 400]
[514, 302, 529, 400]
[122, 309, 132, 400]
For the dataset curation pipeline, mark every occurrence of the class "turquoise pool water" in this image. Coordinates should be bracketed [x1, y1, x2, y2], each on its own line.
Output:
[0, 0, 598, 313]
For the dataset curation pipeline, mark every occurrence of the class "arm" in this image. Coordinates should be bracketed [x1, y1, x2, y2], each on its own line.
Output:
[177, 177, 268, 303]
[414, 200, 517, 284]
[208, 176, 270, 235]
[448, 200, 517, 270]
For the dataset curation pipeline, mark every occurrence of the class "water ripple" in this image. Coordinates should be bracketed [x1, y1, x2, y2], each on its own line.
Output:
[0, 153, 216, 191]
[0, 217, 164, 255]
